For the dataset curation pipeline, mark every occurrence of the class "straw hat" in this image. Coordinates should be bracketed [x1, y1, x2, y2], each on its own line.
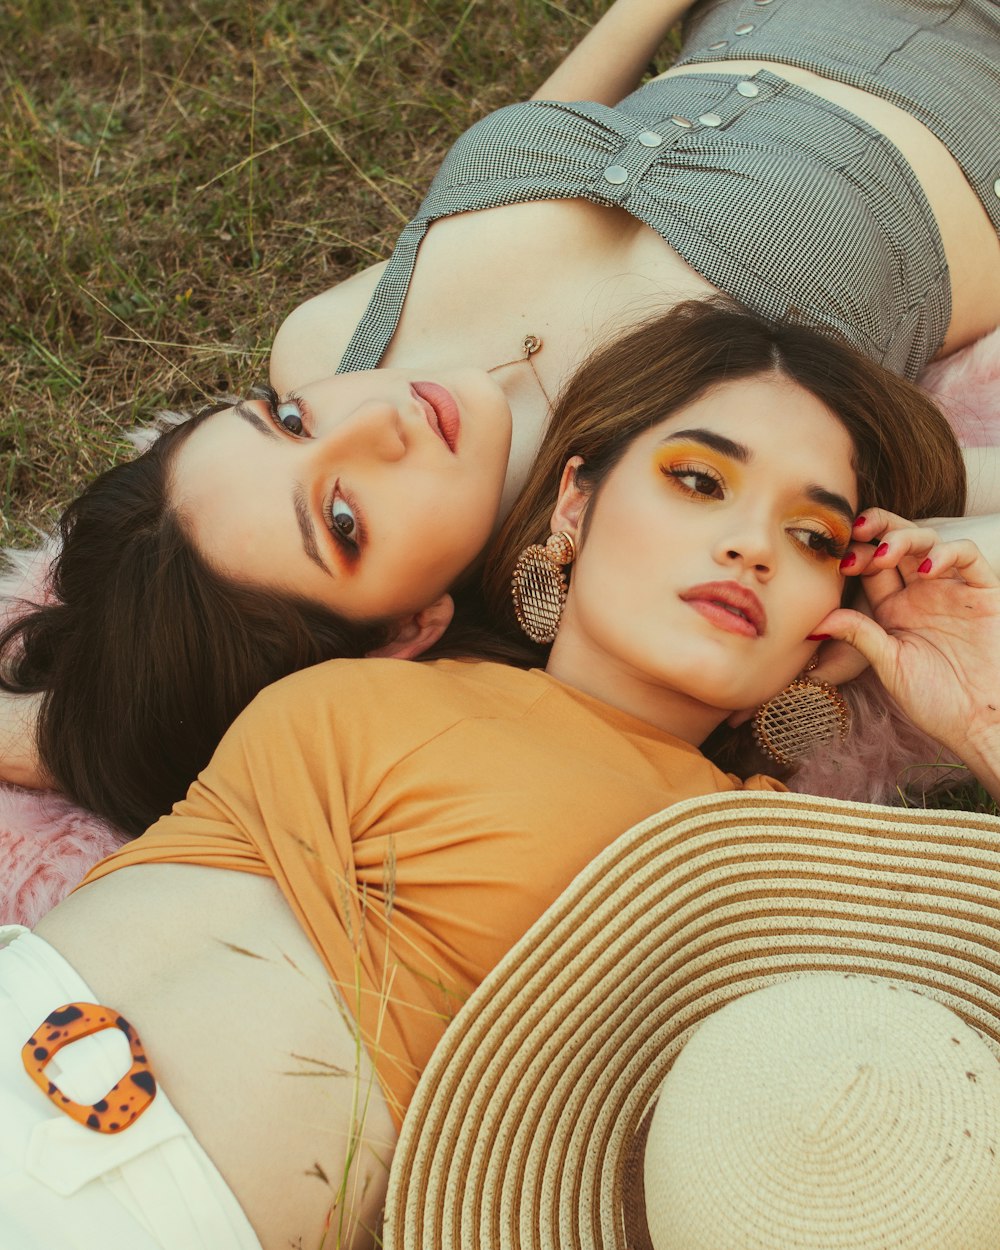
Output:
[642, 974, 1000, 1248]
[383, 790, 1000, 1250]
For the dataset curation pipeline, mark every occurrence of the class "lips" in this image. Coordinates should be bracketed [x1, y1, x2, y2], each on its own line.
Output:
[412, 382, 460, 453]
[679, 581, 766, 638]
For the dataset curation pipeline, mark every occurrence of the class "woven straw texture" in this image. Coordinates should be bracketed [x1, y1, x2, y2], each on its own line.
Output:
[643, 974, 1000, 1249]
[384, 790, 1000, 1250]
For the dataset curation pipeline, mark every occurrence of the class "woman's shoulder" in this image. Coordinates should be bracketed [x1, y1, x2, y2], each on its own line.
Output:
[238, 657, 547, 736]
[269, 262, 388, 390]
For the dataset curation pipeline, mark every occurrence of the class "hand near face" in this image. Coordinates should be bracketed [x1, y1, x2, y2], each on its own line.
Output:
[811, 509, 1000, 793]
[809, 509, 1000, 688]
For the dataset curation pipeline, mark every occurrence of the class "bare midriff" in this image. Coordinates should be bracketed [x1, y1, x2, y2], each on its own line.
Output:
[657, 60, 1000, 355]
[35, 865, 395, 1250]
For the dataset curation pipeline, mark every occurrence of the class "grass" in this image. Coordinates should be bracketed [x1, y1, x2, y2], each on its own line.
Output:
[1, 0, 628, 547]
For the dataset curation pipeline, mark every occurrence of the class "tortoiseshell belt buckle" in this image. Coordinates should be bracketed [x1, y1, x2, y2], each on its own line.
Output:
[22, 1002, 157, 1134]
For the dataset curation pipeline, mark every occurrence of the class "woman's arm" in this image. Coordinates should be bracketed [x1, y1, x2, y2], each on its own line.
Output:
[532, 0, 692, 105]
[0, 689, 48, 790]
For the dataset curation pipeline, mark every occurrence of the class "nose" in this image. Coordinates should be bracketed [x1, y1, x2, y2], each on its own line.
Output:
[713, 513, 775, 580]
[314, 398, 407, 463]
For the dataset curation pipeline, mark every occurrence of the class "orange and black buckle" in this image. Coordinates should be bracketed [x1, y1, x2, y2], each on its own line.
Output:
[22, 1002, 157, 1133]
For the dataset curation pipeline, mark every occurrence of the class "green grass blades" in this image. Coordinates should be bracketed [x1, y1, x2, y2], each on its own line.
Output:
[0, 0, 616, 546]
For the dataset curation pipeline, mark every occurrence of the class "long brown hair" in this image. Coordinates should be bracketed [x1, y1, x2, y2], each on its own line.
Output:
[0, 404, 391, 835]
[481, 298, 967, 658]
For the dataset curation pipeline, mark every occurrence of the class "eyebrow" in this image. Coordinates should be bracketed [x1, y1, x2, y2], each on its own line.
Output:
[233, 399, 279, 442]
[665, 428, 750, 464]
[233, 399, 334, 577]
[804, 486, 856, 529]
[292, 485, 333, 576]
[663, 427, 856, 527]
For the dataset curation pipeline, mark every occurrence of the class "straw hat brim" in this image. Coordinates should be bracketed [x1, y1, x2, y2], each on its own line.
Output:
[383, 790, 1000, 1250]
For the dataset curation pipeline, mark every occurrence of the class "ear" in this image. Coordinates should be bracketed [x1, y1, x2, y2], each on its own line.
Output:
[549, 455, 589, 541]
[367, 594, 455, 661]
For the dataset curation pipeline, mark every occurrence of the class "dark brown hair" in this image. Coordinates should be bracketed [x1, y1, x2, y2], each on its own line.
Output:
[0, 404, 391, 836]
[481, 298, 967, 662]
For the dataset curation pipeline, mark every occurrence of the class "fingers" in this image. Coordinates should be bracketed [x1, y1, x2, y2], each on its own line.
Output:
[842, 509, 1000, 594]
[932, 540, 1000, 590]
[849, 508, 908, 543]
[808, 606, 896, 678]
[808, 638, 870, 686]
[859, 510, 1000, 572]
[840, 521, 940, 582]
[862, 535, 1000, 593]
[838, 511, 930, 606]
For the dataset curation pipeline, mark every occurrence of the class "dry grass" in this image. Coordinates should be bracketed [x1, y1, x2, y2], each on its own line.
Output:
[1, 0, 635, 546]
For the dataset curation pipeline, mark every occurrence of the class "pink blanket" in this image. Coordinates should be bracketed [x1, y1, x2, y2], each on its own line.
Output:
[2, 328, 999, 924]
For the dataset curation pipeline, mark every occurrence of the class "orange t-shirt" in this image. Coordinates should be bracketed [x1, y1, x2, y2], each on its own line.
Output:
[83, 658, 783, 1125]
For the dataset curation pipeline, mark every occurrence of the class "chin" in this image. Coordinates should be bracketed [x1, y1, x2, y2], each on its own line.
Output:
[668, 682, 744, 716]
[679, 677, 778, 717]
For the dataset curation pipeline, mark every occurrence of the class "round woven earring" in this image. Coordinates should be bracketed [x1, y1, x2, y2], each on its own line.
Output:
[752, 660, 851, 767]
[511, 531, 576, 644]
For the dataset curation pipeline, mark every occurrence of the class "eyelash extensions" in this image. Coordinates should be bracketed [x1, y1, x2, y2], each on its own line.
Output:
[656, 449, 849, 563]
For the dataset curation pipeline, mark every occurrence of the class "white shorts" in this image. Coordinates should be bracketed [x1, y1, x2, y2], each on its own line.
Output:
[0, 925, 262, 1249]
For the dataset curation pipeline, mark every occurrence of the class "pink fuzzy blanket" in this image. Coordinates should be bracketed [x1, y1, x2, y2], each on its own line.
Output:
[0, 787, 123, 926]
[2, 328, 999, 924]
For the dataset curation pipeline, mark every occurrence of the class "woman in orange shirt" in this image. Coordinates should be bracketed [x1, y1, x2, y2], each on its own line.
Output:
[2, 302, 997, 1249]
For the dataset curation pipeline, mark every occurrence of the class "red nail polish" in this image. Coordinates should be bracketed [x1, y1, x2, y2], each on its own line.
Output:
[853, 515, 867, 528]
[807, 633, 831, 641]
[918, 558, 932, 574]
[839, 552, 857, 569]
[874, 542, 889, 558]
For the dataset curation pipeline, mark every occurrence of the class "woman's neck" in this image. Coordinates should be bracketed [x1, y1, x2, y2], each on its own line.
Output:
[492, 356, 557, 525]
[544, 634, 728, 747]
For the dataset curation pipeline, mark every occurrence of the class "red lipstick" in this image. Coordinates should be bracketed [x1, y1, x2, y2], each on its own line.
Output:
[679, 581, 766, 638]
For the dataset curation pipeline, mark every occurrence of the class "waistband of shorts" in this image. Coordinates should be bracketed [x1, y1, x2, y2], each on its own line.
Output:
[0, 925, 262, 1249]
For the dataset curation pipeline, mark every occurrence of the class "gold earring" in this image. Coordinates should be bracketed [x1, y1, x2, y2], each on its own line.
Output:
[752, 661, 850, 767]
[511, 531, 576, 643]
